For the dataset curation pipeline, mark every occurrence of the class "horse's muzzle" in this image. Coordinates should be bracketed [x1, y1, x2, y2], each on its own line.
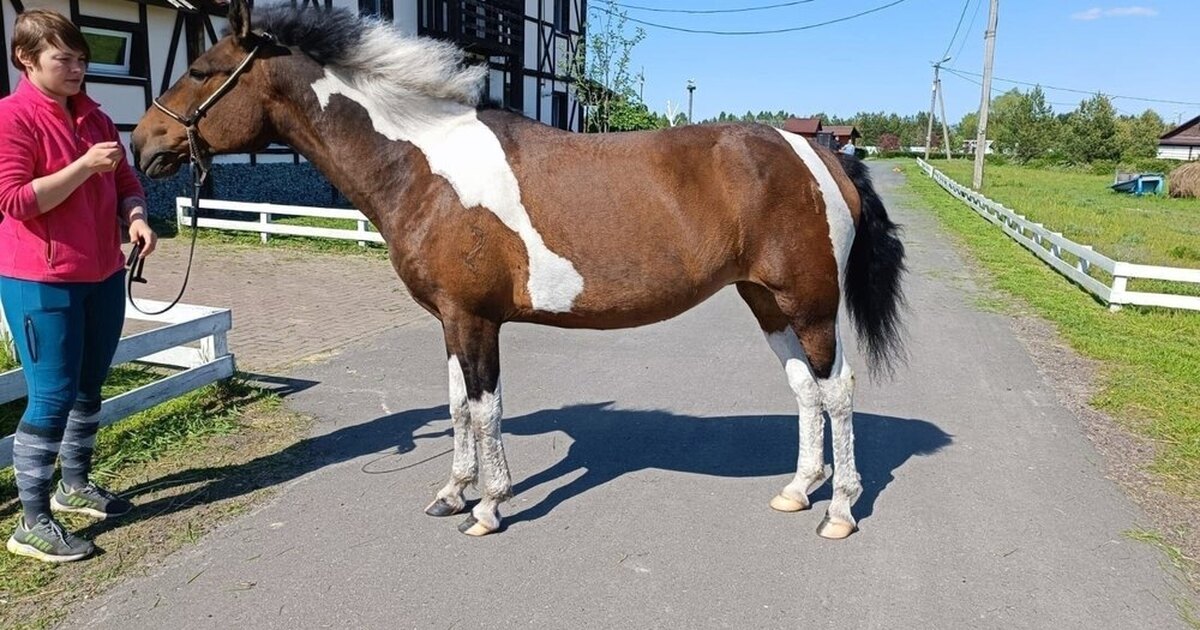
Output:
[139, 149, 186, 179]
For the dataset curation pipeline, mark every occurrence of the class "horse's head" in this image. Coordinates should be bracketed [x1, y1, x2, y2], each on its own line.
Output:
[132, 0, 278, 177]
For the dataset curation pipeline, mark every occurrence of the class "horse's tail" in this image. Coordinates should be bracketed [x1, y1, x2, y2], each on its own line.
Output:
[837, 154, 907, 378]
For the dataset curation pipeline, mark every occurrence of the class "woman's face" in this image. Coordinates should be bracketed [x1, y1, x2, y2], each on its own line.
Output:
[20, 44, 86, 103]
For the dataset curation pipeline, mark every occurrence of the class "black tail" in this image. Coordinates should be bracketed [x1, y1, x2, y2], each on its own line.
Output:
[838, 154, 907, 379]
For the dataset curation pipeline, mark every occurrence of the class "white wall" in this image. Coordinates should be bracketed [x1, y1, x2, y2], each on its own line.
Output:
[1158, 145, 1199, 161]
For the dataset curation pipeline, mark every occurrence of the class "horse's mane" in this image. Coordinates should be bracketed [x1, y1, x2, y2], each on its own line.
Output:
[248, 4, 487, 107]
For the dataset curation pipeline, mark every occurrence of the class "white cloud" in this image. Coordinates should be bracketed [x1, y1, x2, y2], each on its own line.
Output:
[1072, 6, 1159, 20]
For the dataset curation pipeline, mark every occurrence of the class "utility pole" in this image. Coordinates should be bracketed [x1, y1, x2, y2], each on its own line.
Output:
[925, 56, 950, 160]
[937, 72, 953, 160]
[973, 0, 1000, 190]
[687, 79, 696, 124]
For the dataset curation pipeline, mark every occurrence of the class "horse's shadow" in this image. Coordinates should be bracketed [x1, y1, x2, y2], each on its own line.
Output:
[500, 403, 952, 527]
[68, 400, 950, 537]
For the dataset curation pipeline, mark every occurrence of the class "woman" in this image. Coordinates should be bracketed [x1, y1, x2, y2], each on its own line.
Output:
[0, 8, 157, 562]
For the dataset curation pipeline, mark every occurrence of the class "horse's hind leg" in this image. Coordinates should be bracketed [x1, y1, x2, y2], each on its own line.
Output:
[438, 313, 510, 536]
[737, 283, 827, 513]
[737, 282, 861, 539]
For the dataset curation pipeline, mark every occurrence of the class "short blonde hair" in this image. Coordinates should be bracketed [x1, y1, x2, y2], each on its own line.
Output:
[10, 9, 91, 72]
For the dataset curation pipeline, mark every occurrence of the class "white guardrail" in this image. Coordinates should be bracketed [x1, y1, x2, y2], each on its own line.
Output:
[176, 197, 384, 246]
[0, 297, 235, 468]
[917, 159, 1200, 312]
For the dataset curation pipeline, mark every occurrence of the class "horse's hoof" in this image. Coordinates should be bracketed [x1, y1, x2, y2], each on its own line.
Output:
[458, 515, 498, 537]
[816, 515, 856, 540]
[425, 498, 462, 517]
[769, 494, 809, 513]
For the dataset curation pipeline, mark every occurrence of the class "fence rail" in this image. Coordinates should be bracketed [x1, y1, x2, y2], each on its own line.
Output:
[0, 298, 235, 468]
[177, 197, 384, 246]
[916, 159, 1200, 311]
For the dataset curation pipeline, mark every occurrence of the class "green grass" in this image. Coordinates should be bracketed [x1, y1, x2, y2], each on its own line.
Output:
[928, 159, 1200, 269]
[901, 161, 1200, 497]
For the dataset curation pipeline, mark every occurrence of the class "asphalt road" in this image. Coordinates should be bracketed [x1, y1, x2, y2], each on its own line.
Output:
[71, 164, 1187, 629]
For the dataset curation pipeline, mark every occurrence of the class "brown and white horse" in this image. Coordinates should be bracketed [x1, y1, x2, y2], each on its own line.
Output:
[131, 0, 906, 539]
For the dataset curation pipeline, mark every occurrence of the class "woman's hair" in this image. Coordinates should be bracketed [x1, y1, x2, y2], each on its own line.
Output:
[10, 9, 91, 72]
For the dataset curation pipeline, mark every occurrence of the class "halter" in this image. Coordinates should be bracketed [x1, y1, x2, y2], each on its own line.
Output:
[128, 34, 271, 315]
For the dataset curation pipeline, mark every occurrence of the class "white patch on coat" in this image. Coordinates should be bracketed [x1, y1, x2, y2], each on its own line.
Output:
[774, 129, 856, 284]
[310, 69, 584, 313]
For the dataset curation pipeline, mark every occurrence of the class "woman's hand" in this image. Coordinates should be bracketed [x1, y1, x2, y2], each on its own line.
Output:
[78, 142, 124, 174]
[128, 218, 157, 258]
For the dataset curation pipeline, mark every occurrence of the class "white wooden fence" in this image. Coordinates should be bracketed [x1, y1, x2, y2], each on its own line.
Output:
[917, 159, 1200, 311]
[177, 197, 384, 246]
[0, 297, 235, 468]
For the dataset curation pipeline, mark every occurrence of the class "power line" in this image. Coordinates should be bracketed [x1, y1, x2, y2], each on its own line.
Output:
[946, 67, 1200, 107]
[943, 68, 1077, 108]
[952, 0, 983, 61]
[588, 0, 912, 36]
[939, 0, 972, 61]
[598, 0, 817, 15]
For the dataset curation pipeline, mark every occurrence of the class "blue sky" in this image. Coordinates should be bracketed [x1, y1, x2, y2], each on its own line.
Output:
[592, 0, 1200, 126]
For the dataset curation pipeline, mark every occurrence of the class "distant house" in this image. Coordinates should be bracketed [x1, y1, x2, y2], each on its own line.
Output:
[826, 125, 861, 148]
[782, 117, 836, 150]
[1158, 116, 1200, 161]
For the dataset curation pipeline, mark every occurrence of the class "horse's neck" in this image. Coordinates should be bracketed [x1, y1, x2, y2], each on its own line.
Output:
[272, 68, 482, 227]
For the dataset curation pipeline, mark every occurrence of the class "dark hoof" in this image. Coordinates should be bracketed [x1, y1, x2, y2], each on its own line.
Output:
[424, 498, 461, 517]
[457, 514, 498, 537]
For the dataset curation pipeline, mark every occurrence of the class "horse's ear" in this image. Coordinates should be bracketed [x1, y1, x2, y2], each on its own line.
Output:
[227, 0, 252, 42]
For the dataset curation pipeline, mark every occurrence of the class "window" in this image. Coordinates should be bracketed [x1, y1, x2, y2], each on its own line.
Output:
[81, 27, 132, 76]
[552, 92, 568, 130]
[360, 0, 394, 21]
[554, 0, 570, 32]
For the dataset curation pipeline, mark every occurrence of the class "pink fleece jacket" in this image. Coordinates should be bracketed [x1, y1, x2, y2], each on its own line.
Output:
[0, 76, 145, 283]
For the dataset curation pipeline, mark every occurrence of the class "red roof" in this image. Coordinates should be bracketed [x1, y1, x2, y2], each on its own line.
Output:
[783, 117, 822, 135]
[827, 125, 860, 139]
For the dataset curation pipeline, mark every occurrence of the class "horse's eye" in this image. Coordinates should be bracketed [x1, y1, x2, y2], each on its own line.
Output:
[188, 69, 208, 80]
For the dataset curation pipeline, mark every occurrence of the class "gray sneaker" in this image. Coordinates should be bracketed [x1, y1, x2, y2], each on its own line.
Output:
[7, 515, 95, 563]
[51, 481, 133, 519]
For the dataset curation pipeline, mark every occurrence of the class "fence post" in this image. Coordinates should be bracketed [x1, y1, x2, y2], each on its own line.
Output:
[357, 219, 367, 248]
[260, 212, 270, 245]
[1109, 275, 1128, 311]
[1077, 245, 1092, 274]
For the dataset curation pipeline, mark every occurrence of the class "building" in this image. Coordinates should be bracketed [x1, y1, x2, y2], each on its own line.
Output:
[2, 0, 588, 160]
[782, 117, 835, 150]
[825, 125, 860, 148]
[1158, 115, 1200, 161]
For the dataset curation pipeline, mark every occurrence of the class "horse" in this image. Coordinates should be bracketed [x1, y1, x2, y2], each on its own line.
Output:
[131, 0, 906, 539]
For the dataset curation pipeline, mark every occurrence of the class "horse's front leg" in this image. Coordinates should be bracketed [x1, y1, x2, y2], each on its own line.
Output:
[425, 355, 477, 517]
[442, 313, 509, 536]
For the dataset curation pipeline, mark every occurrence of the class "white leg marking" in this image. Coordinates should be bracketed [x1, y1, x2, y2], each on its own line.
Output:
[468, 382, 509, 531]
[822, 333, 861, 533]
[774, 129, 856, 282]
[311, 70, 584, 312]
[765, 329, 827, 507]
[435, 356, 476, 509]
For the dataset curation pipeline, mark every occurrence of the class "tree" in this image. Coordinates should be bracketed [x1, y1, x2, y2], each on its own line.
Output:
[1116, 109, 1167, 161]
[1061, 94, 1120, 163]
[990, 86, 1056, 162]
[568, 10, 657, 133]
[878, 133, 901, 152]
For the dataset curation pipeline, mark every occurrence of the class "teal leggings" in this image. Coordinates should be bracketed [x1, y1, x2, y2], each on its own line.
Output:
[1, 271, 125, 427]
[1, 271, 125, 521]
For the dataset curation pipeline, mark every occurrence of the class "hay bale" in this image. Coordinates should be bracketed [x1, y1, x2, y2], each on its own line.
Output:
[1169, 161, 1200, 198]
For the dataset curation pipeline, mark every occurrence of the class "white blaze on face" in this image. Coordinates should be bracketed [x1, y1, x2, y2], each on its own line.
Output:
[774, 129, 856, 285]
[310, 70, 584, 313]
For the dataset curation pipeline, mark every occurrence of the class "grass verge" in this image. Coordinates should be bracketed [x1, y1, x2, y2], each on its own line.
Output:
[0, 340, 312, 628]
[926, 159, 1200, 270]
